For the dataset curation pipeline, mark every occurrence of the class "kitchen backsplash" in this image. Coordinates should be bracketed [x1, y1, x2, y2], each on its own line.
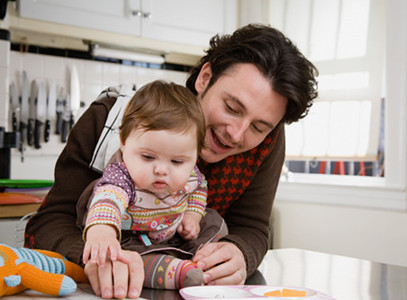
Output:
[8, 50, 188, 180]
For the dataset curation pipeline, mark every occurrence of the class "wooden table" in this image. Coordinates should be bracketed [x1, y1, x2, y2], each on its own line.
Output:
[4, 248, 407, 299]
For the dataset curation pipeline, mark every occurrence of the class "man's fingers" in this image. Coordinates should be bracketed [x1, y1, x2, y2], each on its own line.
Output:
[98, 259, 113, 298]
[193, 242, 247, 286]
[84, 262, 101, 296]
[206, 268, 246, 285]
[194, 243, 229, 270]
[201, 258, 233, 284]
[127, 251, 144, 299]
[193, 242, 217, 264]
[112, 260, 128, 299]
[84, 249, 144, 299]
[201, 256, 246, 285]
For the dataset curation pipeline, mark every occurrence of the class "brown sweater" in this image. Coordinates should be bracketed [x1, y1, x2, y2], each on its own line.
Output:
[24, 93, 286, 276]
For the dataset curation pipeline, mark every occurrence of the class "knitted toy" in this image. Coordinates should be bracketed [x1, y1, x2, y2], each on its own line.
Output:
[0, 243, 88, 297]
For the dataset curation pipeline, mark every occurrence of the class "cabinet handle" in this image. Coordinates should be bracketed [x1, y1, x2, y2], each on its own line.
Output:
[143, 12, 152, 19]
[131, 10, 142, 17]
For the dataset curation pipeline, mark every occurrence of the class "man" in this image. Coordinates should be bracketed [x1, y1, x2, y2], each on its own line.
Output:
[25, 24, 318, 298]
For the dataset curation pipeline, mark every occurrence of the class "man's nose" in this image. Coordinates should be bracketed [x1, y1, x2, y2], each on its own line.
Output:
[228, 119, 250, 145]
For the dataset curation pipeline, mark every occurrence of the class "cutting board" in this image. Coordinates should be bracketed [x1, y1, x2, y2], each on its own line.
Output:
[0, 192, 44, 218]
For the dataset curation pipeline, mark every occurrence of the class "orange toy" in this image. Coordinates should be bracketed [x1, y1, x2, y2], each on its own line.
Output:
[0, 243, 88, 297]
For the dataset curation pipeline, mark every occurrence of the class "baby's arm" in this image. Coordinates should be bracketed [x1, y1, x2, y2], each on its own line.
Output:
[83, 224, 129, 267]
[177, 211, 203, 240]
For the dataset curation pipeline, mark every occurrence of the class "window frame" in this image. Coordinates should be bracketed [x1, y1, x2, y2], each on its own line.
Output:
[275, 0, 407, 211]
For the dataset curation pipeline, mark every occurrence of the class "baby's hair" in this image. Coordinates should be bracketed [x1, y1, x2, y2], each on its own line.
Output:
[120, 80, 206, 155]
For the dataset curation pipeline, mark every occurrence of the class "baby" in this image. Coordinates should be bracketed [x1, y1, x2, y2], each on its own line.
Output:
[80, 80, 208, 289]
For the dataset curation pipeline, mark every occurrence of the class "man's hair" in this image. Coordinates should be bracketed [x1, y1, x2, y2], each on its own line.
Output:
[186, 23, 318, 124]
[120, 80, 206, 155]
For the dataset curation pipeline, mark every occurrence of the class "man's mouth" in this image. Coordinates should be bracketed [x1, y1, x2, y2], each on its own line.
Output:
[210, 129, 233, 154]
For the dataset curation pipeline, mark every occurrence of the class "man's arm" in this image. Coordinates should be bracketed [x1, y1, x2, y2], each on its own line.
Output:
[222, 126, 286, 276]
[25, 96, 117, 265]
[194, 126, 286, 283]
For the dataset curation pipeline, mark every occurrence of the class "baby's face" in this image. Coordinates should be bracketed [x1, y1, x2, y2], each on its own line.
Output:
[121, 128, 198, 195]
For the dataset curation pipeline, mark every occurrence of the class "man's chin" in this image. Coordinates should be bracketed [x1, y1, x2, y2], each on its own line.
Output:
[200, 148, 229, 163]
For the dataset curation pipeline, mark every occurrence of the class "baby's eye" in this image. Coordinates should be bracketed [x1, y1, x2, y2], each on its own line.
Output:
[142, 154, 155, 161]
[171, 159, 184, 165]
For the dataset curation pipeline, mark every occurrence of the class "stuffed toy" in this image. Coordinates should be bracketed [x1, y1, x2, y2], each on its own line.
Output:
[0, 243, 88, 297]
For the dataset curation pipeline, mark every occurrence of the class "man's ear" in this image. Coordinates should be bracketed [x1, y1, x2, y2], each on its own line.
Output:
[195, 62, 212, 95]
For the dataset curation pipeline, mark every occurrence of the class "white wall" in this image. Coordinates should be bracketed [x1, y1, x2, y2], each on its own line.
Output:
[272, 0, 407, 268]
[9, 51, 188, 180]
[272, 201, 407, 267]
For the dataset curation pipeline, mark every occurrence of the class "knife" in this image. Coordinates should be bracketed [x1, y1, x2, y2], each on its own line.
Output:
[20, 71, 29, 145]
[27, 80, 37, 146]
[34, 81, 47, 149]
[55, 87, 64, 135]
[69, 65, 81, 129]
[9, 81, 19, 133]
[44, 81, 56, 142]
[61, 94, 70, 143]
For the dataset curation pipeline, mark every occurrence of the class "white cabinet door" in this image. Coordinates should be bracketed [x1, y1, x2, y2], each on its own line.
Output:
[18, 0, 142, 36]
[141, 0, 237, 47]
[17, 0, 237, 48]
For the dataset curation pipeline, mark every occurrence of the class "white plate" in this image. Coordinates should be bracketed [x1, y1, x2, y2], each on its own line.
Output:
[179, 285, 336, 299]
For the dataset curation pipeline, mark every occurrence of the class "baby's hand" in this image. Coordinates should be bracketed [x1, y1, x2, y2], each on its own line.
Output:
[177, 212, 202, 240]
[83, 224, 129, 267]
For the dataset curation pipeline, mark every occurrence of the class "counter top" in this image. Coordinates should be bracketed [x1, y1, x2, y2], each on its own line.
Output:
[4, 248, 407, 299]
[257, 248, 407, 300]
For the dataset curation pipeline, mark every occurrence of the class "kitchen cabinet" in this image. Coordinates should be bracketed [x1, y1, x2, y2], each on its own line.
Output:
[17, 0, 237, 48]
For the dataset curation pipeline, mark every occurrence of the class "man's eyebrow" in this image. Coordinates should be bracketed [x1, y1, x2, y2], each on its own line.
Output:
[227, 93, 276, 130]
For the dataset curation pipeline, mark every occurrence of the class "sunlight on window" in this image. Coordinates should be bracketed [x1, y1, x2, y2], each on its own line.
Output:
[286, 100, 375, 160]
[318, 72, 370, 90]
[302, 102, 330, 157]
[327, 101, 363, 158]
[334, 72, 370, 89]
[337, 0, 370, 59]
[309, 0, 340, 61]
[309, 0, 370, 61]
[270, 0, 384, 177]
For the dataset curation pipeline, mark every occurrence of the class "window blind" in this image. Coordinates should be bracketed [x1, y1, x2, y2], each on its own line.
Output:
[269, 0, 385, 161]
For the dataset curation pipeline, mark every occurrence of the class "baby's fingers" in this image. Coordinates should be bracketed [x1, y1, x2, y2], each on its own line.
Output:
[82, 244, 92, 265]
[97, 245, 108, 268]
[116, 249, 131, 264]
[89, 244, 100, 265]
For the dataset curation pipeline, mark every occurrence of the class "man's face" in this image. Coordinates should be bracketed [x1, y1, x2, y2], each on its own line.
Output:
[195, 63, 288, 163]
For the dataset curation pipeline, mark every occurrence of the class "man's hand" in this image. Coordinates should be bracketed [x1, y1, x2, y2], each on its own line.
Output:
[192, 242, 247, 285]
[84, 249, 144, 299]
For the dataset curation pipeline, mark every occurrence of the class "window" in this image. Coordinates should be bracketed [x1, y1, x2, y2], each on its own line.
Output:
[268, 0, 407, 210]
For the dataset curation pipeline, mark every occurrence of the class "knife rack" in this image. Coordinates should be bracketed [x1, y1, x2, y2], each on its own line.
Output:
[0, 127, 20, 179]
